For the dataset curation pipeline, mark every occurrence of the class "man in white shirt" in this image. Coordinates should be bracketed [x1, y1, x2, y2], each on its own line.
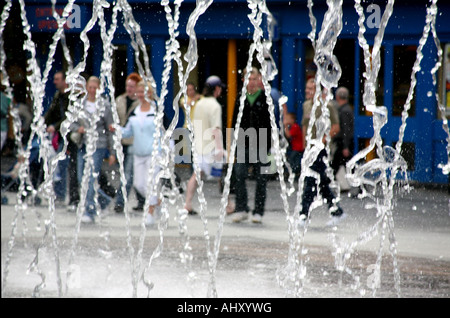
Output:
[182, 76, 225, 215]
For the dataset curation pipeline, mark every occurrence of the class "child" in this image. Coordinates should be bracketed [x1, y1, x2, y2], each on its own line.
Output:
[284, 112, 304, 176]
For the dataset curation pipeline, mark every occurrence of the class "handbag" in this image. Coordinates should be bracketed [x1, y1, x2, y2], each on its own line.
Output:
[336, 165, 350, 191]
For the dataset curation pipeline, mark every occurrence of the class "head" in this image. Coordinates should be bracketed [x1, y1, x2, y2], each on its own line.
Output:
[244, 67, 261, 94]
[186, 82, 198, 98]
[305, 77, 316, 101]
[86, 76, 100, 100]
[335, 87, 349, 106]
[136, 80, 154, 103]
[53, 71, 67, 92]
[285, 112, 296, 125]
[125, 72, 142, 100]
[203, 75, 224, 98]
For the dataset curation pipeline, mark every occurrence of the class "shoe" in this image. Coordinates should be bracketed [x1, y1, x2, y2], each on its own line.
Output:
[81, 214, 94, 224]
[35, 196, 42, 206]
[232, 212, 248, 223]
[132, 205, 144, 212]
[297, 214, 308, 228]
[178, 208, 189, 217]
[145, 213, 155, 227]
[67, 204, 77, 213]
[251, 213, 263, 224]
[100, 208, 110, 219]
[180, 207, 198, 216]
[326, 212, 347, 227]
[114, 205, 124, 213]
[188, 209, 198, 216]
[54, 198, 66, 208]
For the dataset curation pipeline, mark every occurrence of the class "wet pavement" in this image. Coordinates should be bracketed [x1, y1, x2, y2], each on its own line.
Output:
[1, 155, 449, 298]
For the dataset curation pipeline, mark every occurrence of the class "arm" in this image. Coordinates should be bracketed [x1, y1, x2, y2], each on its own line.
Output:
[284, 124, 292, 139]
[212, 127, 224, 160]
[327, 103, 340, 141]
[329, 123, 340, 139]
[103, 103, 116, 164]
[211, 103, 224, 159]
[302, 125, 307, 149]
[120, 119, 133, 139]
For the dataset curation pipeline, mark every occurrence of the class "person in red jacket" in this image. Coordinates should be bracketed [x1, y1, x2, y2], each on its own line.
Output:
[284, 112, 304, 176]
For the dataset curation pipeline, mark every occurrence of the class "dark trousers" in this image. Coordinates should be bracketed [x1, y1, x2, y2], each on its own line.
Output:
[234, 151, 269, 216]
[287, 149, 303, 175]
[331, 139, 354, 175]
[301, 149, 337, 216]
[67, 140, 80, 205]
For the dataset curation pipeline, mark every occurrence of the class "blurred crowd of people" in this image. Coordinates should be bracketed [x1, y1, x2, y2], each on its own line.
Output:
[1, 66, 354, 227]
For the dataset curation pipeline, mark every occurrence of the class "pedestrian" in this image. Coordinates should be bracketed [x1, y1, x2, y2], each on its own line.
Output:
[1, 80, 11, 151]
[299, 78, 345, 227]
[284, 112, 304, 176]
[231, 67, 272, 224]
[181, 75, 226, 215]
[70, 76, 116, 223]
[113, 72, 146, 213]
[178, 82, 202, 171]
[119, 80, 161, 226]
[44, 70, 79, 210]
[180, 82, 202, 128]
[331, 87, 354, 176]
[13, 97, 33, 145]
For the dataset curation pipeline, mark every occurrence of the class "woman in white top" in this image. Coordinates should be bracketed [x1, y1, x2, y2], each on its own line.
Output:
[120, 81, 161, 226]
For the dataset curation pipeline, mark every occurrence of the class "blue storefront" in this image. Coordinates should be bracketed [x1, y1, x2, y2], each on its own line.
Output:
[8, 0, 450, 184]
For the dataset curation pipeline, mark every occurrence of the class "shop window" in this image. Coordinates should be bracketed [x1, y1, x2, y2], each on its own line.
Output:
[392, 141, 415, 171]
[393, 45, 417, 117]
[438, 43, 450, 119]
[112, 45, 128, 98]
[358, 138, 378, 162]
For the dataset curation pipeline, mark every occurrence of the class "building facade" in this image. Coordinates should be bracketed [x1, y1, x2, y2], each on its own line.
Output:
[3, 0, 450, 183]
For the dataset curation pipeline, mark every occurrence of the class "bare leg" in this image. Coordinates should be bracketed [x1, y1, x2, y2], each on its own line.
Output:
[226, 196, 235, 214]
[184, 173, 198, 211]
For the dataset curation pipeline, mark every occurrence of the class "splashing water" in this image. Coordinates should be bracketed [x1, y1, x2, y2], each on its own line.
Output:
[1, 0, 449, 298]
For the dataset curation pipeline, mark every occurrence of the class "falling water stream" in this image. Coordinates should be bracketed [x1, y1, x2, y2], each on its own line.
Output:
[1, 0, 449, 298]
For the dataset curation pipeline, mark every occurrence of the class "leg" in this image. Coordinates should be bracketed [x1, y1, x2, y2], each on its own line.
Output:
[184, 173, 198, 212]
[54, 144, 69, 202]
[300, 176, 317, 217]
[331, 144, 344, 175]
[253, 161, 268, 216]
[231, 161, 250, 223]
[115, 147, 133, 209]
[134, 187, 146, 210]
[67, 141, 79, 206]
[233, 161, 249, 213]
[85, 148, 105, 218]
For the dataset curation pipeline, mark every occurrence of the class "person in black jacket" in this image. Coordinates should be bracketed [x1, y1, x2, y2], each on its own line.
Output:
[231, 67, 272, 224]
[331, 87, 354, 175]
[44, 70, 79, 209]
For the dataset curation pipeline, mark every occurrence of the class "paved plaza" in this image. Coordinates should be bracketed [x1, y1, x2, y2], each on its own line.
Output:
[1, 156, 449, 298]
